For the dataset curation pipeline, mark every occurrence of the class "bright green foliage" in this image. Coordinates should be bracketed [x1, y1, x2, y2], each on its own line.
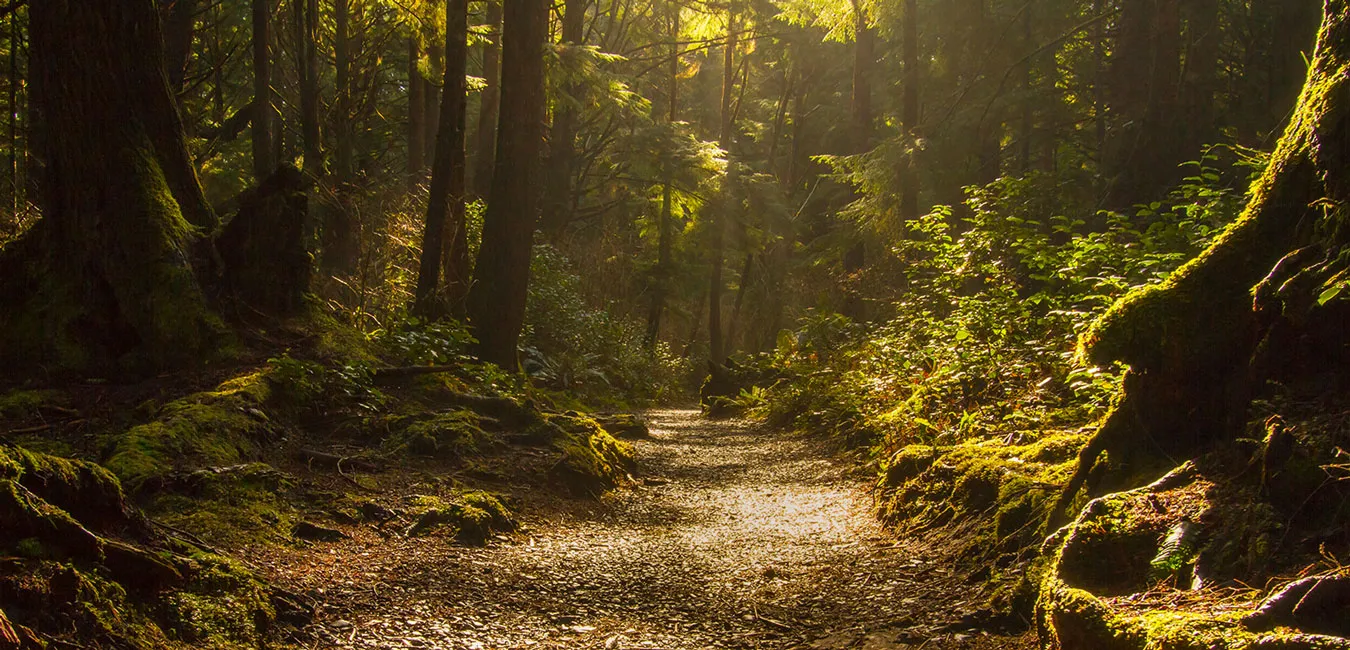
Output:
[759, 158, 1255, 456]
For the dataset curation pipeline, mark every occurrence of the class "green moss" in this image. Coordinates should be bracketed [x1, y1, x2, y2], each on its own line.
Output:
[149, 464, 297, 548]
[103, 372, 277, 491]
[877, 430, 1086, 544]
[383, 409, 489, 458]
[547, 413, 635, 495]
[404, 490, 516, 544]
[0, 389, 66, 419]
[163, 550, 274, 648]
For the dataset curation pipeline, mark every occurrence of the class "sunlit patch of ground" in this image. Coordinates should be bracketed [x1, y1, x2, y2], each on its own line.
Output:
[258, 410, 1031, 649]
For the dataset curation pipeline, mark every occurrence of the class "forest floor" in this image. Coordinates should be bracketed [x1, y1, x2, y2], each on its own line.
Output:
[253, 410, 1034, 650]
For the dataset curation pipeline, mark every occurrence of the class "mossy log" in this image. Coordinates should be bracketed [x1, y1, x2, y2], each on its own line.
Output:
[1051, 1, 1350, 528]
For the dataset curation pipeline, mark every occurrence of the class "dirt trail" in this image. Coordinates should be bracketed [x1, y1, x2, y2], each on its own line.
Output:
[271, 410, 1025, 649]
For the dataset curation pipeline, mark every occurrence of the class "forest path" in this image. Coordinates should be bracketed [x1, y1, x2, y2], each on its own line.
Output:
[282, 410, 1024, 649]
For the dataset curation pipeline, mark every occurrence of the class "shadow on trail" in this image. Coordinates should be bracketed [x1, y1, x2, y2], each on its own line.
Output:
[285, 409, 1024, 650]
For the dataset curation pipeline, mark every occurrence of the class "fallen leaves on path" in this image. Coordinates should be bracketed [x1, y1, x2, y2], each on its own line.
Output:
[256, 410, 1032, 649]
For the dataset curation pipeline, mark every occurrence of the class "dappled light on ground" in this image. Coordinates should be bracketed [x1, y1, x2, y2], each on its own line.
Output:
[259, 410, 1028, 649]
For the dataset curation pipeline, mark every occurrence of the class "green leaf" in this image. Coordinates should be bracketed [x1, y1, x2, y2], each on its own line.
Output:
[1318, 281, 1346, 306]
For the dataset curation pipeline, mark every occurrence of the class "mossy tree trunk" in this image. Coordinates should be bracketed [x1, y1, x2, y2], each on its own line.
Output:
[465, 0, 548, 368]
[0, 0, 222, 373]
[1049, 0, 1350, 528]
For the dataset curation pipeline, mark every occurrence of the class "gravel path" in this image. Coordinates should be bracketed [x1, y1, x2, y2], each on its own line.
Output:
[276, 410, 1025, 649]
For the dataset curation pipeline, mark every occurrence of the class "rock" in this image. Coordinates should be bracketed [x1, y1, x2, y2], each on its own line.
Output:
[596, 413, 650, 439]
[293, 521, 350, 542]
[360, 501, 395, 523]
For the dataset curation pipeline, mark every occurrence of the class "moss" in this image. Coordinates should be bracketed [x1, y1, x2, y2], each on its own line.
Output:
[0, 559, 172, 649]
[8, 446, 127, 530]
[103, 372, 277, 491]
[148, 464, 298, 548]
[1036, 579, 1133, 650]
[162, 550, 274, 648]
[403, 491, 516, 544]
[546, 413, 635, 495]
[0, 389, 66, 419]
[877, 430, 1086, 542]
[383, 409, 489, 458]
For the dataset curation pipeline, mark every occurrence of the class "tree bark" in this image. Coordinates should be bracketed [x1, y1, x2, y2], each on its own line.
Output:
[299, 0, 321, 177]
[470, 1, 502, 199]
[252, 0, 275, 180]
[1049, 0, 1350, 528]
[465, 0, 548, 368]
[408, 35, 426, 186]
[414, 0, 470, 318]
[539, 0, 587, 233]
[0, 0, 221, 373]
[324, 0, 359, 275]
[423, 34, 443, 171]
[162, 0, 198, 95]
[645, 3, 679, 348]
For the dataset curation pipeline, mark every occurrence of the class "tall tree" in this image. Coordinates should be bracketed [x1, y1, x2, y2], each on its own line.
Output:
[540, 0, 588, 232]
[709, 0, 738, 365]
[0, 0, 220, 371]
[465, 0, 548, 368]
[645, 2, 680, 347]
[898, 0, 918, 222]
[252, 0, 275, 180]
[161, 0, 198, 94]
[840, 0, 872, 321]
[470, 1, 502, 199]
[414, 0, 470, 317]
[298, 0, 321, 178]
[408, 34, 426, 185]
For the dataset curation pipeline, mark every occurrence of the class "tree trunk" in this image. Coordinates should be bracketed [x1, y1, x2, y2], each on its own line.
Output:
[841, 0, 872, 322]
[407, 35, 426, 186]
[899, 0, 919, 222]
[709, 1, 737, 365]
[299, 0, 321, 177]
[645, 3, 679, 348]
[539, 0, 588, 233]
[414, 0, 470, 318]
[465, 0, 548, 368]
[1104, 0, 1183, 205]
[252, 0, 275, 180]
[0, 0, 221, 373]
[162, 0, 198, 95]
[423, 35, 443, 170]
[470, 1, 502, 199]
[324, 0, 359, 275]
[1049, 0, 1350, 528]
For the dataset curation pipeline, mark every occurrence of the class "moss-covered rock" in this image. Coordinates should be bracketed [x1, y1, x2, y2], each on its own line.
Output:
[403, 491, 516, 544]
[103, 371, 278, 491]
[877, 429, 1086, 548]
[382, 408, 491, 458]
[149, 463, 298, 548]
[545, 412, 636, 495]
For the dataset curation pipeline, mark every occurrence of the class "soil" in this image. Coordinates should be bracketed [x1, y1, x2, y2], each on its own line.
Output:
[256, 410, 1033, 650]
